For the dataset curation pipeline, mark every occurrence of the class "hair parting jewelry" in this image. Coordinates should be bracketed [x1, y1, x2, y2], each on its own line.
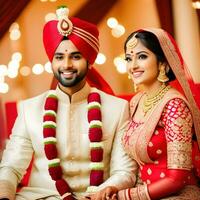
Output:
[126, 34, 138, 51]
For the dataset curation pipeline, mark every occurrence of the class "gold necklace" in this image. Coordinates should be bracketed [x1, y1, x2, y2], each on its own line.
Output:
[142, 84, 171, 115]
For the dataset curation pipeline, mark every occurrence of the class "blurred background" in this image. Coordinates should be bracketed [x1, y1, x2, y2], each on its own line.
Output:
[0, 0, 200, 150]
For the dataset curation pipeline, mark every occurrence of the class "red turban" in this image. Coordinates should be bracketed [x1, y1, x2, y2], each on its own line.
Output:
[44, 7, 114, 95]
[43, 17, 99, 64]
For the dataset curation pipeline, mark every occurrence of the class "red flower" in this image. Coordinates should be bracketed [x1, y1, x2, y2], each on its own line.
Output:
[43, 128, 56, 138]
[90, 170, 104, 186]
[88, 108, 101, 122]
[49, 165, 63, 180]
[89, 128, 102, 142]
[88, 92, 101, 103]
[56, 179, 74, 200]
[91, 148, 103, 162]
[43, 115, 56, 122]
[44, 144, 58, 159]
[45, 97, 58, 111]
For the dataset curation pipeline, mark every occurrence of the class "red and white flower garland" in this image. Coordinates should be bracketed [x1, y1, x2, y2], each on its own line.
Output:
[43, 90, 104, 199]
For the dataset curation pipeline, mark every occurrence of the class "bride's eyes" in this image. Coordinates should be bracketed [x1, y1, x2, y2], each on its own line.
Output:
[138, 54, 147, 59]
[125, 57, 132, 62]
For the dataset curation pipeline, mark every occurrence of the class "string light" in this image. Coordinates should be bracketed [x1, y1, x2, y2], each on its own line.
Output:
[9, 22, 19, 32]
[20, 66, 31, 76]
[192, 1, 200, 9]
[0, 65, 8, 76]
[12, 52, 22, 62]
[10, 29, 21, 40]
[95, 53, 106, 65]
[114, 56, 127, 74]
[45, 13, 57, 22]
[111, 24, 125, 38]
[107, 17, 118, 28]
[44, 61, 52, 73]
[0, 83, 9, 93]
[32, 64, 44, 75]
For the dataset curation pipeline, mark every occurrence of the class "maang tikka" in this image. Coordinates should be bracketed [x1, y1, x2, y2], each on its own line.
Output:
[126, 34, 138, 52]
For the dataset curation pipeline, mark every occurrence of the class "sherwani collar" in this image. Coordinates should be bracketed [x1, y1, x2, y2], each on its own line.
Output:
[55, 83, 91, 104]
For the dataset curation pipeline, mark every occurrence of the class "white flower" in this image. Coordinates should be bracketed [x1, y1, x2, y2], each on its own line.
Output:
[90, 120, 102, 127]
[43, 121, 56, 127]
[56, 7, 69, 20]
[90, 142, 104, 148]
[48, 158, 60, 166]
[89, 162, 104, 170]
[87, 102, 101, 109]
[43, 137, 57, 144]
[44, 110, 56, 116]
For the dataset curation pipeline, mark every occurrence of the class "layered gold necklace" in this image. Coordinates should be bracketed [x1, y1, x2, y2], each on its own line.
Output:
[142, 84, 171, 115]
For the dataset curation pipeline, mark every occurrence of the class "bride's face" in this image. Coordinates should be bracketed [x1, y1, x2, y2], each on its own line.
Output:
[125, 38, 160, 88]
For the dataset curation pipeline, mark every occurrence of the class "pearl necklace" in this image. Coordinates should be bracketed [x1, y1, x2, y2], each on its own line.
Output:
[43, 90, 104, 199]
[143, 84, 171, 115]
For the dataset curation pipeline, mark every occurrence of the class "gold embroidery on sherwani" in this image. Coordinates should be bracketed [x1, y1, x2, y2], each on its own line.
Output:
[167, 141, 192, 170]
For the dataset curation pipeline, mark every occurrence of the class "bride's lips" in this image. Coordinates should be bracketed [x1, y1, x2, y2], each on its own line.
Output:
[132, 70, 144, 78]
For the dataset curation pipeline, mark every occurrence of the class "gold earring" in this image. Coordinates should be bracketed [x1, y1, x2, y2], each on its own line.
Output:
[128, 74, 131, 79]
[157, 65, 169, 83]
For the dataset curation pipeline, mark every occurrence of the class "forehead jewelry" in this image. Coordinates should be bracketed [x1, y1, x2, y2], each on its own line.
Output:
[56, 6, 73, 36]
[126, 34, 138, 52]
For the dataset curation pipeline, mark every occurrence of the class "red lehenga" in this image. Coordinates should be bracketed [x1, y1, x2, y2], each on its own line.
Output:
[120, 88, 200, 200]
[118, 27, 200, 200]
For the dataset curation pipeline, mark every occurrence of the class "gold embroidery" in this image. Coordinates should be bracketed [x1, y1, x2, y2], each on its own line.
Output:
[126, 34, 138, 51]
[167, 141, 192, 170]
[170, 116, 192, 141]
[137, 184, 151, 200]
[121, 184, 151, 200]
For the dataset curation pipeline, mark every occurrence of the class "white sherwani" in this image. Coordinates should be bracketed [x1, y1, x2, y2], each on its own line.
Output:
[0, 84, 137, 200]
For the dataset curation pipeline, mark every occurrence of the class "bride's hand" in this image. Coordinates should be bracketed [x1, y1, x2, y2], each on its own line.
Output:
[89, 186, 118, 200]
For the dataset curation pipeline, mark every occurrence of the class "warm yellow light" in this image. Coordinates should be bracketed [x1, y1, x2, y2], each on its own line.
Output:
[12, 52, 22, 62]
[20, 66, 31, 76]
[9, 22, 19, 32]
[0, 83, 9, 93]
[10, 29, 21, 40]
[192, 1, 200, 9]
[111, 24, 125, 38]
[45, 13, 57, 22]
[114, 57, 127, 74]
[95, 53, 106, 65]
[44, 61, 53, 73]
[32, 64, 44, 75]
[0, 65, 8, 76]
[8, 60, 20, 69]
[107, 17, 118, 28]
[0, 76, 5, 83]
[7, 68, 18, 78]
